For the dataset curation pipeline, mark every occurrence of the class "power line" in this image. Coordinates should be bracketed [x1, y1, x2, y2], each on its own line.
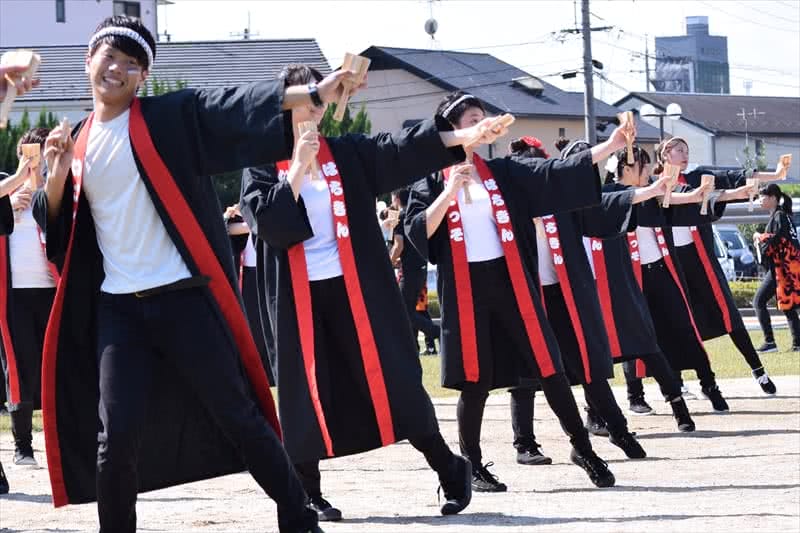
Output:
[696, 0, 799, 32]
[731, 0, 800, 23]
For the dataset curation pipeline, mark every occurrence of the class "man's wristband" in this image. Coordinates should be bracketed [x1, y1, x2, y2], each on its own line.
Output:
[308, 83, 323, 107]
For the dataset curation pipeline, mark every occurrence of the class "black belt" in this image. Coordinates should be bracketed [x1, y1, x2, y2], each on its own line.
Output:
[642, 259, 665, 271]
[134, 275, 211, 298]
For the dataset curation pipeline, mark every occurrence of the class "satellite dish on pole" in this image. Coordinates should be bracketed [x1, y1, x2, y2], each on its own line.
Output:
[425, 18, 438, 39]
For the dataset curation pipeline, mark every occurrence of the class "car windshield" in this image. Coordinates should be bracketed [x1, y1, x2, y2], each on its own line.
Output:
[718, 230, 744, 250]
[714, 239, 725, 259]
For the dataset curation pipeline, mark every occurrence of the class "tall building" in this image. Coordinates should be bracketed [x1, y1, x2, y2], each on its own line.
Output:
[0, 0, 159, 48]
[654, 16, 730, 94]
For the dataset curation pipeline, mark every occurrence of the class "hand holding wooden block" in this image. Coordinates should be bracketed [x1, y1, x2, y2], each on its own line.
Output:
[0, 49, 41, 129]
[333, 53, 370, 122]
[617, 111, 635, 164]
[746, 177, 759, 212]
[776, 153, 792, 180]
[699, 174, 715, 215]
[467, 113, 515, 147]
[20, 143, 41, 189]
[296, 120, 321, 179]
[661, 163, 681, 208]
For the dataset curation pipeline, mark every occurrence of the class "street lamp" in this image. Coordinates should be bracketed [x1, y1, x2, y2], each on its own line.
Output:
[639, 103, 682, 141]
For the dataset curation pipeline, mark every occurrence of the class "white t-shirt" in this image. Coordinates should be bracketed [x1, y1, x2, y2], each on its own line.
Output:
[81, 109, 191, 294]
[672, 226, 694, 247]
[242, 235, 257, 267]
[9, 206, 56, 288]
[296, 174, 343, 281]
[635, 226, 663, 265]
[458, 181, 504, 263]
[535, 218, 559, 286]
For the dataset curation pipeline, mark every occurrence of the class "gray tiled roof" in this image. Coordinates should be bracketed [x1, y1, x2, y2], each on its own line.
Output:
[615, 92, 800, 136]
[1, 39, 330, 102]
[360, 46, 624, 120]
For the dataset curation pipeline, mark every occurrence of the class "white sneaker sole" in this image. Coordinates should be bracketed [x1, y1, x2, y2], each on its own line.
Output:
[758, 347, 779, 353]
[14, 457, 38, 466]
[628, 409, 655, 416]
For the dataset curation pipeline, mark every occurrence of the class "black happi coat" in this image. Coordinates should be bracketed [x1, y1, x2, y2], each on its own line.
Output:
[593, 182, 724, 363]
[672, 168, 750, 339]
[240, 117, 464, 464]
[31, 82, 289, 507]
[540, 189, 637, 385]
[0, 182, 55, 410]
[405, 151, 600, 390]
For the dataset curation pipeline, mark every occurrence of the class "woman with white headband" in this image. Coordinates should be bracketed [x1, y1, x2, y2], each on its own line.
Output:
[653, 136, 789, 396]
[406, 92, 633, 492]
[240, 64, 512, 523]
[32, 14, 369, 533]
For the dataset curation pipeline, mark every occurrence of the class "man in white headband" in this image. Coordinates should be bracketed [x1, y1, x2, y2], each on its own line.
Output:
[34, 14, 362, 533]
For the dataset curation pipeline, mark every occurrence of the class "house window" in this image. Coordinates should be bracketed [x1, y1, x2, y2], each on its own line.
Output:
[55, 0, 65, 23]
[558, 127, 566, 138]
[114, 1, 141, 18]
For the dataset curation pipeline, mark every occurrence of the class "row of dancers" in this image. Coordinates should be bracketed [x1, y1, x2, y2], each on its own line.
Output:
[0, 14, 796, 533]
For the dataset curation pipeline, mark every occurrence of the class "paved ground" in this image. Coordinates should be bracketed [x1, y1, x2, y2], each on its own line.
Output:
[1, 376, 798, 533]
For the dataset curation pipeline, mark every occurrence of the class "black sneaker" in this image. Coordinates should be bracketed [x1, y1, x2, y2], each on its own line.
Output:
[669, 397, 696, 432]
[0, 405, 8, 416]
[791, 344, 800, 352]
[308, 495, 342, 522]
[438, 455, 472, 516]
[608, 432, 647, 459]
[516, 441, 553, 465]
[701, 385, 730, 412]
[0, 461, 8, 495]
[585, 409, 609, 437]
[471, 462, 507, 492]
[570, 448, 615, 488]
[628, 396, 654, 416]
[757, 341, 778, 353]
[752, 367, 777, 395]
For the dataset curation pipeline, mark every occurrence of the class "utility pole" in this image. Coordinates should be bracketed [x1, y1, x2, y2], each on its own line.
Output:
[644, 34, 650, 91]
[581, 0, 597, 144]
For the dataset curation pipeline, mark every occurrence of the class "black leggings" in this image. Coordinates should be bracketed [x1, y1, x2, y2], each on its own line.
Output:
[509, 379, 629, 448]
[754, 269, 800, 344]
[622, 351, 683, 403]
[459, 373, 591, 465]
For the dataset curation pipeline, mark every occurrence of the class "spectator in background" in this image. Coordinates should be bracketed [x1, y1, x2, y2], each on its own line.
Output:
[391, 188, 440, 354]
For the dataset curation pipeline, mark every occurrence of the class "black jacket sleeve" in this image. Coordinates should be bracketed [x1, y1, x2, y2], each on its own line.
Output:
[404, 174, 442, 265]
[239, 164, 314, 250]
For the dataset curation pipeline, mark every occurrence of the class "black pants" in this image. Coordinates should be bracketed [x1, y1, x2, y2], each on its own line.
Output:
[459, 372, 591, 465]
[2, 288, 54, 410]
[95, 288, 313, 533]
[754, 269, 800, 344]
[2, 288, 54, 454]
[622, 353, 682, 403]
[399, 266, 439, 341]
[242, 266, 275, 383]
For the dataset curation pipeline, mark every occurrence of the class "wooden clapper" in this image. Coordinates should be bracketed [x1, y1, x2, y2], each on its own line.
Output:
[462, 113, 516, 204]
[0, 49, 41, 129]
[660, 163, 681, 208]
[617, 111, 635, 164]
[333, 53, 371, 122]
[297, 120, 321, 179]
